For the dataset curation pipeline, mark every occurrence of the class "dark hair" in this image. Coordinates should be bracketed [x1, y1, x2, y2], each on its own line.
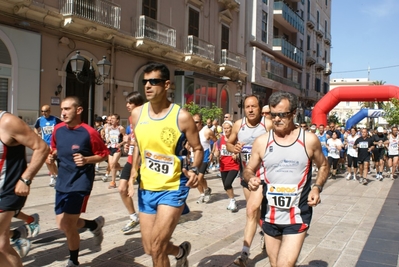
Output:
[244, 94, 262, 107]
[111, 113, 120, 120]
[126, 91, 145, 106]
[350, 127, 357, 131]
[268, 91, 297, 111]
[143, 63, 170, 80]
[63, 96, 83, 108]
[193, 113, 202, 122]
[319, 124, 325, 127]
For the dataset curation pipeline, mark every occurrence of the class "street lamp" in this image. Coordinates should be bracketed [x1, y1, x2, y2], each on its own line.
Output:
[69, 51, 112, 126]
[234, 80, 246, 116]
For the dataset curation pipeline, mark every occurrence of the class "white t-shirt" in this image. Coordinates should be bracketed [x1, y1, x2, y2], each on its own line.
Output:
[327, 138, 342, 159]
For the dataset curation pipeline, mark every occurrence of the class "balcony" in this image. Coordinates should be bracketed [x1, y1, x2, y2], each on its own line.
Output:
[184, 35, 215, 64]
[273, 1, 304, 34]
[262, 71, 301, 90]
[315, 57, 325, 72]
[59, 0, 121, 29]
[219, 49, 246, 75]
[306, 13, 316, 29]
[324, 62, 332, 75]
[135, 15, 176, 49]
[324, 32, 331, 45]
[316, 23, 324, 38]
[306, 50, 316, 66]
[272, 37, 303, 66]
[218, 0, 240, 11]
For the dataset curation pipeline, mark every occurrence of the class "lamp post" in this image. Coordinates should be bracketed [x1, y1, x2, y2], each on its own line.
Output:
[234, 80, 245, 117]
[69, 51, 111, 126]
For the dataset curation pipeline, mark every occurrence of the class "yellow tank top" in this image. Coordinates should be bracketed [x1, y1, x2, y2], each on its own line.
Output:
[135, 103, 187, 191]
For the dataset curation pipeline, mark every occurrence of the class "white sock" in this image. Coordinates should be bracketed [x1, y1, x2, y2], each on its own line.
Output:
[130, 213, 138, 221]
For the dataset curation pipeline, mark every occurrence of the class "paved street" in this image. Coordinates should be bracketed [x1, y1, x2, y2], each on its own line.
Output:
[15, 156, 399, 267]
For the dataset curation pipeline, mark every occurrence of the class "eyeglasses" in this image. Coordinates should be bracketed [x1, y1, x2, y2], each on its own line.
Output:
[142, 78, 166, 86]
[41, 110, 49, 112]
[194, 121, 201, 124]
[261, 112, 270, 115]
[270, 112, 292, 119]
[224, 116, 229, 118]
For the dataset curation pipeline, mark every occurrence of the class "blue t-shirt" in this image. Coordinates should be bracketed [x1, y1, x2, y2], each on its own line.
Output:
[51, 122, 109, 193]
[34, 115, 62, 146]
[318, 132, 328, 157]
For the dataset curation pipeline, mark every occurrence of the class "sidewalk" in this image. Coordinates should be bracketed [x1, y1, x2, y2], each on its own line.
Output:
[15, 158, 398, 267]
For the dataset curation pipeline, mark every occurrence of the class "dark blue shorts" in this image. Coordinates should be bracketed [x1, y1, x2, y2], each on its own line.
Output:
[262, 222, 310, 237]
[138, 188, 189, 215]
[55, 191, 90, 215]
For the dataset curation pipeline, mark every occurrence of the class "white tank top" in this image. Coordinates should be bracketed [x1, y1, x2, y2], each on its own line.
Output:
[347, 134, 359, 157]
[388, 134, 399, 156]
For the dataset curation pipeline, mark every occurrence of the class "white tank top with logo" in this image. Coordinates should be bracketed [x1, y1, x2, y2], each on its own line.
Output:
[262, 128, 312, 225]
[388, 134, 399, 156]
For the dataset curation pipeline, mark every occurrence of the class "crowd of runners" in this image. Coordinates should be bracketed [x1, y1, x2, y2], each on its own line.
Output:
[1, 62, 397, 267]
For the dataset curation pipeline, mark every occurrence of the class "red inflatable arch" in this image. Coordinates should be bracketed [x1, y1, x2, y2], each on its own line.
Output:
[312, 85, 399, 126]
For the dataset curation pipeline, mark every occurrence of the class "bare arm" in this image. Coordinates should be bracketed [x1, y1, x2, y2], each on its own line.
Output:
[305, 133, 329, 206]
[0, 113, 49, 195]
[179, 110, 203, 168]
[226, 119, 243, 153]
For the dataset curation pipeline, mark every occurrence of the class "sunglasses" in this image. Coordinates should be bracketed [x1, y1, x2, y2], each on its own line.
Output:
[270, 111, 292, 119]
[41, 110, 49, 112]
[194, 121, 201, 124]
[142, 78, 166, 86]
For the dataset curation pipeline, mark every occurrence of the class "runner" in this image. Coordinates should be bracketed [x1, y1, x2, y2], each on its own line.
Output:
[129, 63, 203, 266]
[49, 96, 109, 267]
[244, 91, 329, 267]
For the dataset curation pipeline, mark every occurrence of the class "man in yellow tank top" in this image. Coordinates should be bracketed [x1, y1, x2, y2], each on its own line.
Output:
[129, 63, 203, 267]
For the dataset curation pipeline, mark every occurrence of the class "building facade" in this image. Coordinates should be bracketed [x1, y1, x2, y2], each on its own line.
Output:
[245, 0, 332, 119]
[0, 0, 331, 125]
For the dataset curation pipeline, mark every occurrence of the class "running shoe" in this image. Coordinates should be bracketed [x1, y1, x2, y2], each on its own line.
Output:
[233, 251, 248, 267]
[121, 219, 139, 234]
[11, 237, 31, 258]
[91, 216, 105, 246]
[108, 182, 116, 189]
[16, 225, 28, 239]
[203, 187, 212, 203]
[353, 174, 357, 181]
[391, 173, 395, 180]
[359, 178, 363, 184]
[362, 178, 368, 185]
[28, 213, 40, 237]
[230, 199, 238, 212]
[175, 241, 191, 267]
[196, 195, 204, 204]
[102, 174, 108, 182]
[49, 176, 56, 187]
[65, 259, 79, 267]
[346, 173, 351, 180]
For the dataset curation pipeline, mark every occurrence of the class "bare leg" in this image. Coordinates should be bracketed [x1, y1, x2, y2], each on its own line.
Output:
[0, 211, 22, 267]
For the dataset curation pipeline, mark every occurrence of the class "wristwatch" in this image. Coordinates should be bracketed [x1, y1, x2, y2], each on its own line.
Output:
[311, 183, 323, 193]
[19, 178, 32, 186]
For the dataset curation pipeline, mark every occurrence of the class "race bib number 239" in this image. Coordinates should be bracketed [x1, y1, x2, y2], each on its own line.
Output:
[144, 150, 174, 177]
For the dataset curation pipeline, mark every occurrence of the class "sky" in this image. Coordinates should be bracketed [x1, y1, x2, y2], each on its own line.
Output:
[331, 0, 399, 86]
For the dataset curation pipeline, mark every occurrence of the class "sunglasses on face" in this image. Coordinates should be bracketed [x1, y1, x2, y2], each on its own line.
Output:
[270, 111, 292, 119]
[194, 121, 201, 124]
[142, 78, 166, 86]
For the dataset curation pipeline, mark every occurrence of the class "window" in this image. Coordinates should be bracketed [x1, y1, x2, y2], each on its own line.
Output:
[188, 8, 199, 37]
[262, 11, 267, 42]
[315, 78, 321, 92]
[307, 35, 311, 50]
[0, 78, 8, 111]
[324, 50, 327, 61]
[299, 39, 303, 50]
[325, 20, 328, 33]
[306, 74, 310, 90]
[273, 27, 279, 38]
[221, 24, 229, 50]
[263, 0, 268, 4]
[143, 0, 157, 19]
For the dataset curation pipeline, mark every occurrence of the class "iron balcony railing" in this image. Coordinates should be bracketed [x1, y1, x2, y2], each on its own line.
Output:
[59, 0, 121, 29]
[263, 71, 301, 90]
[220, 49, 246, 71]
[185, 35, 215, 61]
[135, 15, 176, 47]
[274, 0, 304, 34]
[273, 38, 303, 65]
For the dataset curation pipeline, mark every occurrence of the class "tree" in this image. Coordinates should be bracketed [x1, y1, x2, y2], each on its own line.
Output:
[183, 102, 223, 123]
[328, 111, 340, 124]
[383, 98, 399, 126]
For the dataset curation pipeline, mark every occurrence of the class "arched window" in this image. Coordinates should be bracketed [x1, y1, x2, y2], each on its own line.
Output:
[0, 39, 11, 111]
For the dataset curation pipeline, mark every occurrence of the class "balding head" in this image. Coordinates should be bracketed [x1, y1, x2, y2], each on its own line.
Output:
[41, 104, 51, 118]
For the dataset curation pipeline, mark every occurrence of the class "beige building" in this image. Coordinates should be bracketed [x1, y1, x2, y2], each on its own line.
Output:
[0, 0, 331, 125]
[246, 0, 332, 121]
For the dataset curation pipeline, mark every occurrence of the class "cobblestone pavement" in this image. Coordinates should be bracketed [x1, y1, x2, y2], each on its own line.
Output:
[15, 158, 398, 267]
